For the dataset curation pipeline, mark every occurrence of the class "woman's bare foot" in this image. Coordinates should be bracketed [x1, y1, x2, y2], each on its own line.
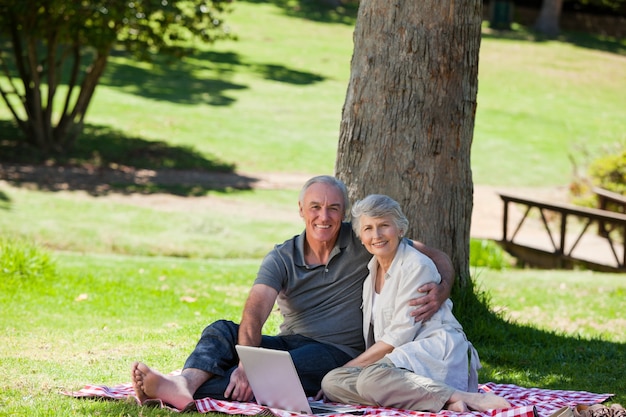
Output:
[467, 392, 511, 411]
[446, 400, 470, 412]
[131, 362, 195, 410]
[447, 391, 511, 412]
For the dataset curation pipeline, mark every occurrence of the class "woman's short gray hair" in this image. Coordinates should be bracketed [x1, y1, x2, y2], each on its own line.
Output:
[351, 194, 409, 237]
[299, 175, 350, 219]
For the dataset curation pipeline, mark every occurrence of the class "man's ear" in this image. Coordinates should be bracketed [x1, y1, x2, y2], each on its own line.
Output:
[298, 202, 304, 218]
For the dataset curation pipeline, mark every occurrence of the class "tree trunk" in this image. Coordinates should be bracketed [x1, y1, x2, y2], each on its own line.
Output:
[55, 50, 109, 150]
[534, 0, 563, 37]
[335, 0, 481, 284]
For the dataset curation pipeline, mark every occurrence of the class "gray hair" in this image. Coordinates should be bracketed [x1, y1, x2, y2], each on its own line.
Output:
[299, 175, 350, 219]
[351, 194, 409, 237]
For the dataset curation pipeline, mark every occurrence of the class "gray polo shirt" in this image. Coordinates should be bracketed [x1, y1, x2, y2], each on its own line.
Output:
[254, 222, 371, 358]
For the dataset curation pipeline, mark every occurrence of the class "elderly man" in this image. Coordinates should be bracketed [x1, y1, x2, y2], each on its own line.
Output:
[132, 175, 454, 410]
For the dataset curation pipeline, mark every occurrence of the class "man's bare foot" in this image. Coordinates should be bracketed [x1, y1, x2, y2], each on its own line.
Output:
[131, 362, 195, 410]
[448, 391, 511, 412]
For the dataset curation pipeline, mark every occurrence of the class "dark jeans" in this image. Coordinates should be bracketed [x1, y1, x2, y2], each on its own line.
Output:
[184, 319, 353, 400]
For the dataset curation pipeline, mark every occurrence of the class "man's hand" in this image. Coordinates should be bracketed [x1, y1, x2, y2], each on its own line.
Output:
[409, 280, 448, 323]
[407, 240, 453, 323]
[224, 364, 254, 402]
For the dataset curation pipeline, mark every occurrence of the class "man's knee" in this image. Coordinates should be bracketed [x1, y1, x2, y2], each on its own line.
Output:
[201, 319, 238, 338]
[207, 319, 237, 330]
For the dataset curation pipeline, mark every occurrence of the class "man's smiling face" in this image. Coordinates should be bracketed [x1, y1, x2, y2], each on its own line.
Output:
[299, 182, 344, 245]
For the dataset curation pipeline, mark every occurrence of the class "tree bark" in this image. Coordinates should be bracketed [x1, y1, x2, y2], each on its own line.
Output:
[534, 0, 563, 37]
[56, 50, 109, 150]
[335, 0, 481, 284]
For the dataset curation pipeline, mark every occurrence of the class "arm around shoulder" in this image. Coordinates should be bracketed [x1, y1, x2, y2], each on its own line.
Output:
[410, 240, 454, 296]
[408, 240, 455, 322]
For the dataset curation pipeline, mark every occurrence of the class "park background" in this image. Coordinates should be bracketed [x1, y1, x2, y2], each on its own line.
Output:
[0, 1, 625, 416]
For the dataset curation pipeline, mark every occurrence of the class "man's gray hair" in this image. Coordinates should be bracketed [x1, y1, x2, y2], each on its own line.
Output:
[351, 194, 409, 237]
[299, 175, 350, 219]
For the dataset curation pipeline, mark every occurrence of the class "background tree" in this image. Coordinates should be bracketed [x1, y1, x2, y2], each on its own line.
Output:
[535, 0, 565, 36]
[0, 0, 232, 154]
[534, 0, 626, 37]
[335, 0, 482, 284]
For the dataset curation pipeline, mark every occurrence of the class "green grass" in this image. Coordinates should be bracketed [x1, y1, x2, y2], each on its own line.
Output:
[1, 3, 625, 185]
[0, 1, 624, 257]
[0, 2, 625, 415]
[466, 271, 625, 395]
[0, 242, 623, 417]
[0, 184, 301, 258]
[0, 183, 520, 263]
[475, 30, 626, 186]
[0, 247, 260, 416]
[472, 268, 625, 343]
[470, 239, 513, 270]
[75, 1, 351, 175]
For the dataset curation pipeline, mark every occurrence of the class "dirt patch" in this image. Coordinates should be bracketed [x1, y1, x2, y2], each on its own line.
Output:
[0, 163, 312, 194]
[470, 185, 571, 240]
[0, 162, 570, 240]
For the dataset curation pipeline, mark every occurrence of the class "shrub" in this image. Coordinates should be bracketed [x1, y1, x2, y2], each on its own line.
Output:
[0, 237, 56, 282]
[569, 142, 626, 205]
[469, 238, 512, 270]
[588, 149, 626, 195]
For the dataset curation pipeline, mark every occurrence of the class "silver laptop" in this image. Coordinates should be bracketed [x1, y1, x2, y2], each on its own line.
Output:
[235, 345, 364, 415]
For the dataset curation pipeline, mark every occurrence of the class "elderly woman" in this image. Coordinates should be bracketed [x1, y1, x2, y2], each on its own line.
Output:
[321, 194, 510, 412]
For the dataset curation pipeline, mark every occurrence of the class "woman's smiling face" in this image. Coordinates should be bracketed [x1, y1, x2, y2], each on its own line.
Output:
[358, 214, 402, 260]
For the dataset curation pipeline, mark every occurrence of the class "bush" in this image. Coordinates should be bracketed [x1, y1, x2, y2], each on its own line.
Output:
[588, 149, 626, 195]
[0, 237, 56, 282]
[470, 239, 511, 270]
[469, 238, 512, 270]
[569, 142, 626, 204]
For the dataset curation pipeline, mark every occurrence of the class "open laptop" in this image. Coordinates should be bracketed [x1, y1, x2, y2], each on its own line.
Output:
[235, 345, 364, 415]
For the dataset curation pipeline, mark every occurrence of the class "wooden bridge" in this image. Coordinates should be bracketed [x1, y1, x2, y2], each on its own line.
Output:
[498, 189, 626, 273]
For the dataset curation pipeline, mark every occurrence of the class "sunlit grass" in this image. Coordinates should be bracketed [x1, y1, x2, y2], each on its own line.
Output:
[0, 245, 623, 417]
[0, 2, 625, 415]
[2, 3, 623, 184]
[0, 185, 301, 258]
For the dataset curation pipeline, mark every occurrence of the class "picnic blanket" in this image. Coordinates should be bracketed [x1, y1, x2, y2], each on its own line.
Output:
[64, 374, 613, 417]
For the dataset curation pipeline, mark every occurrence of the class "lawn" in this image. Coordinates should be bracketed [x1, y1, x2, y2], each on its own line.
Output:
[1, 3, 624, 185]
[0, 1, 625, 416]
[0, 245, 624, 417]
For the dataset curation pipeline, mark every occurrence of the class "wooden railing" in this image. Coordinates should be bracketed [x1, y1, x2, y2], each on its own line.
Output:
[499, 193, 626, 272]
[594, 187, 626, 237]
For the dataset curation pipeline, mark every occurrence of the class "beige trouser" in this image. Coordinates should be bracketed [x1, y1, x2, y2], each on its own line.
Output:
[321, 358, 456, 412]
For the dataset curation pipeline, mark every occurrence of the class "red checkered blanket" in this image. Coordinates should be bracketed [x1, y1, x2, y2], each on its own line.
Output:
[64, 376, 612, 417]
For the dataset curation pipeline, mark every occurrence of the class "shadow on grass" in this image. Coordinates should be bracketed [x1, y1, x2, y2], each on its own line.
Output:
[238, 0, 358, 25]
[0, 120, 263, 196]
[454, 282, 625, 400]
[0, 189, 10, 210]
[483, 24, 626, 56]
[101, 49, 325, 105]
[241, 1, 624, 55]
